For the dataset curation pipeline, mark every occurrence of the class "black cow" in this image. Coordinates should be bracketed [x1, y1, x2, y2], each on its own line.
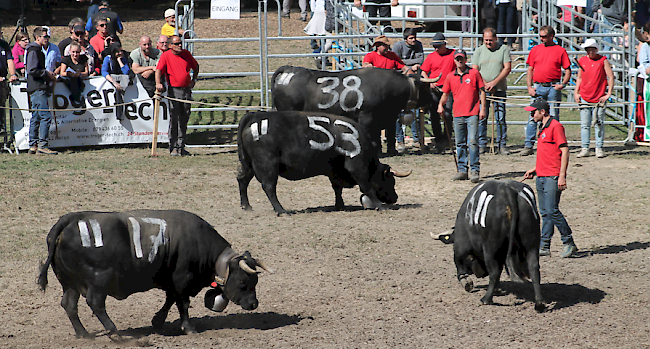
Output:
[38, 210, 273, 338]
[271, 65, 442, 155]
[436, 180, 544, 312]
[237, 110, 411, 215]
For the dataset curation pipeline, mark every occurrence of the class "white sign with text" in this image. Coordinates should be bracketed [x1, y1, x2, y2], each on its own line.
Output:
[210, 0, 240, 20]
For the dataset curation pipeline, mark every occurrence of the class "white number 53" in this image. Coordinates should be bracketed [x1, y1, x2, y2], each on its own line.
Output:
[307, 116, 361, 158]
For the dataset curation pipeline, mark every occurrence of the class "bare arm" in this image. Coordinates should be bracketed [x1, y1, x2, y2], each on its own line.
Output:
[479, 88, 487, 119]
[437, 92, 449, 114]
[7, 59, 17, 82]
[527, 65, 535, 96]
[558, 146, 569, 190]
[130, 62, 154, 75]
[155, 69, 164, 91]
[601, 59, 614, 103]
[574, 68, 582, 103]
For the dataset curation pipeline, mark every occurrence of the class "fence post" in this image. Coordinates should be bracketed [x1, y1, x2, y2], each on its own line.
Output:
[151, 90, 161, 156]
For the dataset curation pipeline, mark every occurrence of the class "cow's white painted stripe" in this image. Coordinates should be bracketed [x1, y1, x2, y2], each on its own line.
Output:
[522, 187, 535, 203]
[261, 119, 268, 136]
[277, 72, 295, 85]
[518, 192, 538, 219]
[480, 195, 494, 227]
[89, 219, 103, 247]
[474, 191, 488, 225]
[78, 221, 91, 247]
[128, 217, 143, 259]
[250, 122, 260, 141]
[142, 217, 167, 263]
[466, 183, 486, 221]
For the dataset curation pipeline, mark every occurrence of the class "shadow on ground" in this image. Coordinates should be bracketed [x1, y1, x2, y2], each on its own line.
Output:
[572, 241, 650, 258]
[490, 281, 606, 311]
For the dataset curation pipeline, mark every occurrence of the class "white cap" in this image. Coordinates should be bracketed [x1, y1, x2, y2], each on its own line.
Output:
[580, 38, 599, 50]
[164, 9, 175, 18]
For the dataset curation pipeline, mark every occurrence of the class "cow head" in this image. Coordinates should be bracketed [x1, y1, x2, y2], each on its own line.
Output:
[218, 251, 273, 311]
[368, 163, 412, 206]
[409, 73, 441, 110]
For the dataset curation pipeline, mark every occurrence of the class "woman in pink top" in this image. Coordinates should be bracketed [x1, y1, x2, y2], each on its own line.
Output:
[12, 32, 29, 76]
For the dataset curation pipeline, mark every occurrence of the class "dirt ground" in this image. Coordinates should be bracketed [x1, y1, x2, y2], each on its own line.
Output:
[2, 6, 650, 349]
[1, 143, 650, 349]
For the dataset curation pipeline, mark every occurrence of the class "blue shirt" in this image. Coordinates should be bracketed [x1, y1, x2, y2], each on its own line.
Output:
[42, 43, 61, 72]
[101, 55, 130, 76]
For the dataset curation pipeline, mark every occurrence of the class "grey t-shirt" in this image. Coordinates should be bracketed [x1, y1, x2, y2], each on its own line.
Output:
[130, 47, 161, 68]
[471, 43, 511, 92]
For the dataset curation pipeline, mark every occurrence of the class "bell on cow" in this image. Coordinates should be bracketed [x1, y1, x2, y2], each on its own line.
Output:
[399, 111, 415, 125]
[360, 194, 378, 209]
[205, 287, 229, 312]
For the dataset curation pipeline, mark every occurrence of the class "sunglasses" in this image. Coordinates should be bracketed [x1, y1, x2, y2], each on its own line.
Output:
[42, 35, 50, 39]
[98, 23, 107, 27]
[540, 35, 548, 38]
[20, 38, 29, 42]
[170, 42, 182, 46]
[74, 31, 85, 35]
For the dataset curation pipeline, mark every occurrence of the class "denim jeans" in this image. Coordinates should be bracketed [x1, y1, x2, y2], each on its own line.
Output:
[28, 90, 52, 148]
[524, 84, 561, 149]
[536, 176, 575, 249]
[599, 15, 615, 59]
[580, 98, 605, 149]
[497, 2, 516, 45]
[395, 109, 419, 143]
[453, 115, 480, 173]
[478, 90, 507, 148]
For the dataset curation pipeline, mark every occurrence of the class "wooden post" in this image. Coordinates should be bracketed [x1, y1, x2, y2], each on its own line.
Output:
[418, 108, 425, 152]
[490, 110, 495, 154]
[150, 90, 161, 157]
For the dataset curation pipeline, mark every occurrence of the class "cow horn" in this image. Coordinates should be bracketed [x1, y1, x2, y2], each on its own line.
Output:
[239, 259, 258, 274]
[420, 73, 442, 83]
[390, 168, 412, 177]
[256, 259, 275, 274]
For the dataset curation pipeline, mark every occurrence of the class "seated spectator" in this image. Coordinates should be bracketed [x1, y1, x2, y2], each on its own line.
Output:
[12, 32, 29, 77]
[130, 35, 161, 97]
[101, 43, 132, 119]
[157, 34, 170, 52]
[60, 42, 90, 104]
[63, 28, 99, 76]
[162, 9, 185, 37]
[58, 18, 85, 53]
[90, 17, 110, 60]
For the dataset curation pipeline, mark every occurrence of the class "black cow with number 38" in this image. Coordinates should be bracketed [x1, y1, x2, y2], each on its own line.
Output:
[237, 110, 412, 215]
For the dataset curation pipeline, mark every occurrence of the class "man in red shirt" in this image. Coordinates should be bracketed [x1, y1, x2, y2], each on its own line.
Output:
[437, 49, 486, 183]
[522, 26, 571, 156]
[362, 35, 411, 73]
[155, 35, 199, 156]
[89, 17, 110, 59]
[421, 32, 456, 152]
[523, 98, 577, 258]
[574, 39, 614, 159]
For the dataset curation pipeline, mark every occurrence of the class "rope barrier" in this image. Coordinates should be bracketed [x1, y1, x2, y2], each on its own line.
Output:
[485, 95, 641, 109]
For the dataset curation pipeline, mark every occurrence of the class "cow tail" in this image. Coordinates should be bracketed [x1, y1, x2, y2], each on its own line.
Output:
[237, 113, 253, 179]
[505, 192, 527, 282]
[38, 214, 75, 291]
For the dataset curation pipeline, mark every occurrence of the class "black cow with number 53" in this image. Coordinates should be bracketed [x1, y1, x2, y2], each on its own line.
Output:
[237, 111, 412, 215]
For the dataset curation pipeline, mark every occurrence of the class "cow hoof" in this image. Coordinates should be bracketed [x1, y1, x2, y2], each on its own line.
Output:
[108, 332, 124, 342]
[151, 315, 166, 329]
[75, 330, 93, 339]
[460, 277, 473, 292]
[276, 211, 290, 217]
[534, 302, 546, 313]
[182, 326, 197, 335]
[479, 297, 493, 305]
[241, 205, 253, 211]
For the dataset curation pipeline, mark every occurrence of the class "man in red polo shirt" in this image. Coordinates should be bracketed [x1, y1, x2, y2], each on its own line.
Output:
[523, 98, 577, 258]
[362, 35, 411, 73]
[421, 32, 456, 152]
[155, 35, 199, 156]
[522, 26, 571, 156]
[437, 49, 486, 183]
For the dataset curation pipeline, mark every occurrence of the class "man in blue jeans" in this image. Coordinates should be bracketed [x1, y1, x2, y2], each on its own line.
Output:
[25, 26, 58, 155]
[523, 98, 577, 258]
[523, 26, 571, 156]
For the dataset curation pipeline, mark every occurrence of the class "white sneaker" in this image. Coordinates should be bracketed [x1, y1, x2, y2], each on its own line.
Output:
[595, 148, 604, 158]
[576, 148, 589, 158]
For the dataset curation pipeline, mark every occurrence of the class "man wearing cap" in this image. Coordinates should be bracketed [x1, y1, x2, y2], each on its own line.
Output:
[522, 25, 571, 156]
[437, 49, 486, 183]
[362, 35, 411, 73]
[25, 26, 58, 155]
[58, 18, 85, 54]
[162, 9, 185, 37]
[523, 98, 578, 258]
[472, 27, 512, 155]
[156, 35, 199, 157]
[574, 39, 613, 159]
[422, 32, 456, 152]
[86, 1, 123, 41]
[131, 35, 161, 98]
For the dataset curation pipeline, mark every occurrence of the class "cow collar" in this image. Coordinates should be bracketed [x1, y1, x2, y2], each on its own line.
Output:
[214, 247, 238, 286]
[406, 76, 419, 111]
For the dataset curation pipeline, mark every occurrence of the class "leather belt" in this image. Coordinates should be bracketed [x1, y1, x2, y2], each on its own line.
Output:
[535, 80, 561, 87]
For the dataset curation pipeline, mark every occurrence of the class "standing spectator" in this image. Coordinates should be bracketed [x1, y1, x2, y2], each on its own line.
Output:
[304, 0, 333, 68]
[362, 35, 409, 72]
[36, 27, 61, 76]
[26, 26, 58, 155]
[437, 49, 486, 183]
[89, 17, 110, 59]
[60, 42, 89, 105]
[0, 26, 18, 134]
[283, 0, 309, 21]
[522, 26, 570, 156]
[574, 39, 614, 158]
[354, 0, 398, 30]
[523, 98, 577, 258]
[77, 0, 102, 21]
[12, 32, 29, 77]
[636, 0, 650, 30]
[86, 1, 123, 41]
[592, 0, 628, 56]
[131, 35, 161, 98]
[496, 0, 517, 46]
[472, 28, 512, 155]
[161, 9, 185, 37]
[480, 0, 497, 32]
[392, 28, 424, 152]
[421, 32, 456, 152]
[101, 43, 132, 120]
[155, 35, 199, 157]
[58, 18, 85, 53]
[157, 35, 170, 52]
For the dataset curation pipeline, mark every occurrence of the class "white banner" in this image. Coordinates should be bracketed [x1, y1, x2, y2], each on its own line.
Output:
[556, 0, 587, 7]
[10, 77, 170, 151]
[210, 0, 240, 19]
